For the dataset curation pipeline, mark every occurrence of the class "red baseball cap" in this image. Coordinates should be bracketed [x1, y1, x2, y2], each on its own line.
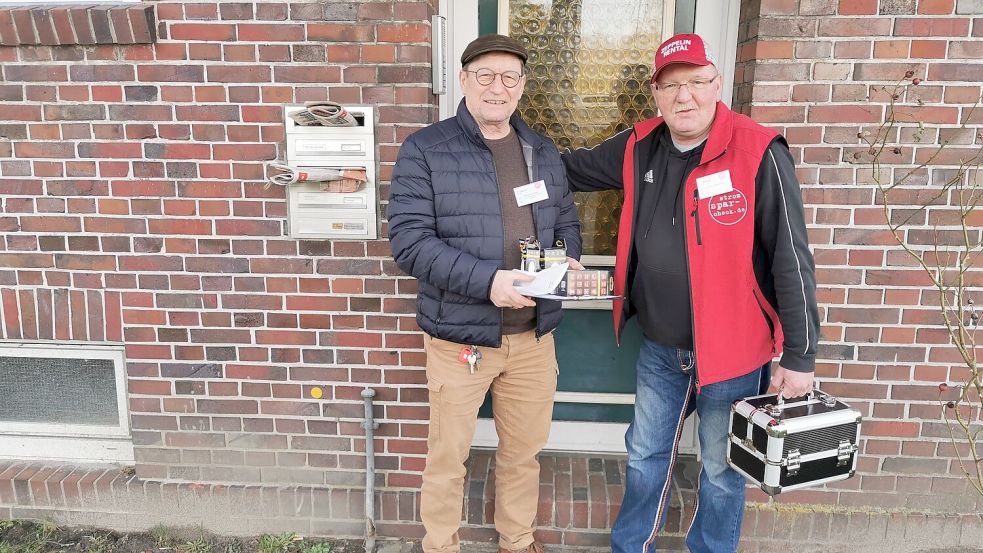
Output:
[652, 33, 716, 82]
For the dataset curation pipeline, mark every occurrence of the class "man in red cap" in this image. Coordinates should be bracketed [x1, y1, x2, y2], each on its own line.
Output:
[562, 33, 819, 552]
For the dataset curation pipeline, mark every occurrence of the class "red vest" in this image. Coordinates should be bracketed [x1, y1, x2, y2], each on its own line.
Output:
[614, 103, 782, 387]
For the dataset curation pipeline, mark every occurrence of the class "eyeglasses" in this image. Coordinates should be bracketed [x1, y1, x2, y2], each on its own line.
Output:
[464, 69, 523, 88]
[653, 74, 719, 97]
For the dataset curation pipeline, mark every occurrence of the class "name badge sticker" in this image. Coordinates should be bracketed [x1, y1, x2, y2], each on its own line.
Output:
[696, 170, 734, 199]
[514, 180, 549, 207]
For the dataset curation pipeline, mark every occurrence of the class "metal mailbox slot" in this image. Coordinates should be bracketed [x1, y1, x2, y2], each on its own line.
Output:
[283, 104, 377, 239]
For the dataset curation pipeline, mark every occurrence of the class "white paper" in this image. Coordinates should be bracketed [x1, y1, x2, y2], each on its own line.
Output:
[512, 262, 568, 297]
[513, 180, 549, 207]
[696, 170, 733, 199]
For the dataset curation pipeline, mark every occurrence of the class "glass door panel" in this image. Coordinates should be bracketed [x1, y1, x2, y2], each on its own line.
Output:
[510, 0, 667, 255]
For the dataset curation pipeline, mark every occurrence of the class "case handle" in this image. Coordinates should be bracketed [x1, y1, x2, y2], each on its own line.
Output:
[776, 382, 819, 406]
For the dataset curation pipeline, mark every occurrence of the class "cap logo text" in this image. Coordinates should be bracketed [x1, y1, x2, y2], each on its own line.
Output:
[661, 39, 691, 57]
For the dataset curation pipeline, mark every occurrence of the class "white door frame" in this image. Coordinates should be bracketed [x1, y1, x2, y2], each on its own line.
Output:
[438, 0, 741, 454]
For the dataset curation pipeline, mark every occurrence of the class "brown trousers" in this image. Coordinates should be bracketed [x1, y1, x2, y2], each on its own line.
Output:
[421, 330, 558, 553]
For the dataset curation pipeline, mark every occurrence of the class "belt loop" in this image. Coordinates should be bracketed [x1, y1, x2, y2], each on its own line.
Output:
[678, 349, 695, 373]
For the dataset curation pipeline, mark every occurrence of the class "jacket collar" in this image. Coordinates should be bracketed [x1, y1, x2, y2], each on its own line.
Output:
[456, 99, 542, 151]
[632, 101, 734, 165]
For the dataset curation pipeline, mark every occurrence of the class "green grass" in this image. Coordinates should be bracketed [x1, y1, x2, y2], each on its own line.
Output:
[85, 532, 113, 553]
[181, 534, 214, 553]
[298, 542, 331, 553]
[17, 519, 60, 553]
[0, 521, 333, 553]
[149, 524, 174, 548]
[258, 532, 301, 553]
[223, 538, 245, 553]
[36, 519, 58, 542]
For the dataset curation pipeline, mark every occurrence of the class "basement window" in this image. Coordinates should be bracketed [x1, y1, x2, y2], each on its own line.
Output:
[0, 343, 134, 464]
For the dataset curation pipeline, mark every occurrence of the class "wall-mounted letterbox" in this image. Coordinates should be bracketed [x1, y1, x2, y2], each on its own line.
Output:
[283, 104, 377, 240]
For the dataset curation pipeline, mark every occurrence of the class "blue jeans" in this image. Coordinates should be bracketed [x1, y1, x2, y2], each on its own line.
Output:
[611, 338, 769, 553]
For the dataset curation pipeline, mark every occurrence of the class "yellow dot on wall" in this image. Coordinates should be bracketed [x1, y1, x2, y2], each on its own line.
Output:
[311, 387, 323, 399]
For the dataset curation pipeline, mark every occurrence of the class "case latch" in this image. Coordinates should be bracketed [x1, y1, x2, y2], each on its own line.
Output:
[786, 448, 801, 476]
[837, 439, 854, 466]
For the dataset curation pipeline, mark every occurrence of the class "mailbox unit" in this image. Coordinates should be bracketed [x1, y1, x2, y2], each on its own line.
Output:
[283, 104, 377, 239]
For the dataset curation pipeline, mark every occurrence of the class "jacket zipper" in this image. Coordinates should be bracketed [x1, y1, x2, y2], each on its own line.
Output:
[530, 145, 542, 341]
[680, 193, 701, 394]
[436, 290, 444, 327]
[498, 157, 508, 337]
[690, 188, 703, 246]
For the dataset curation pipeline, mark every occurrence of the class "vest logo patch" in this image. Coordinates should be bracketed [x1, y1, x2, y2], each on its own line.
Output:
[643, 169, 654, 183]
[708, 189, 748, 226]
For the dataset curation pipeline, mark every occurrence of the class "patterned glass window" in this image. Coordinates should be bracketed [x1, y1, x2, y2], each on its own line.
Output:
[510, 0, 666, 255]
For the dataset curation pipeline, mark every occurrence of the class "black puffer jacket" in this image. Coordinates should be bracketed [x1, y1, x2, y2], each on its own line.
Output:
[388, 100, 582, 347]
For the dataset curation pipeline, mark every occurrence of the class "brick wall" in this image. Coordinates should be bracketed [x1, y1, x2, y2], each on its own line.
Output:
[0, 0, 982, 526]
[737, 0, 983, 513]
[0, 0, 438, 491]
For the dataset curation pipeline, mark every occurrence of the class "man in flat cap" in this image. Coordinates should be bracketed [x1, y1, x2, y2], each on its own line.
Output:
[388, 34, 582, 553]
[562, 33, 819, 552]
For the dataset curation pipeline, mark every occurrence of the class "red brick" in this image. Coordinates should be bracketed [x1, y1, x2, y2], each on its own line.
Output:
[207, 65, 270, 82]
[839, 0, 877, 14]
[873, 40, 909, 58]
[894, 17, 969, 36]
[175, 105, 240, 121]
[170, 22, 236, 41]
[273, 65, 341, 83]
[255, 330, 316, 345]
[909, 40, 947, 58]
[212, 143, 277, 160]
[360, 44, 396, 63]
[818, 17, 892, 37]
[918, 0, 955, 13]
[307, 23, 374, 42]
[4, 64, 67, 81]
[809, 105, 883, 123]
[377, 23, 429, 43]
[144, 142, 211, 160]
[237, 23, 303, 41]
[743, 105, 804, 123]
[148, 218, 212, 235]
[137, 64, 205, 82]
[189, 42, 222, 60]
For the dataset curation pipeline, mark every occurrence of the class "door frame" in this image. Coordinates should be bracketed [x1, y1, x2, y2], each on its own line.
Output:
[437, 0, 743, 120]
[438, 0, 741, 454]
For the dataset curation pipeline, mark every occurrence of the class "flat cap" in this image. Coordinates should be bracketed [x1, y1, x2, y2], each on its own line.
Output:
[460, 34, 528, 66]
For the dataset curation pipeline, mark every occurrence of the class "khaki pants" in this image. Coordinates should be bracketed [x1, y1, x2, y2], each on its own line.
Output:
[421, 330, 558, 553]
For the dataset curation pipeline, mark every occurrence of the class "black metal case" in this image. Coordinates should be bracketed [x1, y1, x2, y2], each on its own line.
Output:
[727, 389, 862, 496]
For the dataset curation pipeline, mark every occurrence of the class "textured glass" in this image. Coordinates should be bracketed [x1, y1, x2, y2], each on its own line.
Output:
[511, 0, 664, 255]
[0, 357, 119, 426]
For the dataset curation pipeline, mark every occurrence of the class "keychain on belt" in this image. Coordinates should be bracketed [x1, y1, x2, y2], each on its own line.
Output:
[457, 345, 482, 374]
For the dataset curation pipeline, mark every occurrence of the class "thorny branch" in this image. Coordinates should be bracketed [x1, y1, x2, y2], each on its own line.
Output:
[861, 72, 983, 497]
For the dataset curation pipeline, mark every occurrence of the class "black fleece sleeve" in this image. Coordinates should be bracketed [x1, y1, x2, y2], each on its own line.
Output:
[754, 139, 820, 373]
[553, 164, 584, 260]
[561, 127, 633, 192]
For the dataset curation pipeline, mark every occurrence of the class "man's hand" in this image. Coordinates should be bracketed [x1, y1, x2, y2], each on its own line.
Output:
[770, 365, 815, 399]
[566, 257, 585, 270]
[490, 270, 537, 309]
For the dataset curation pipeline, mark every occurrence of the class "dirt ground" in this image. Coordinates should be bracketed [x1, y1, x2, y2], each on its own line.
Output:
[0, 520, 369, 553]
